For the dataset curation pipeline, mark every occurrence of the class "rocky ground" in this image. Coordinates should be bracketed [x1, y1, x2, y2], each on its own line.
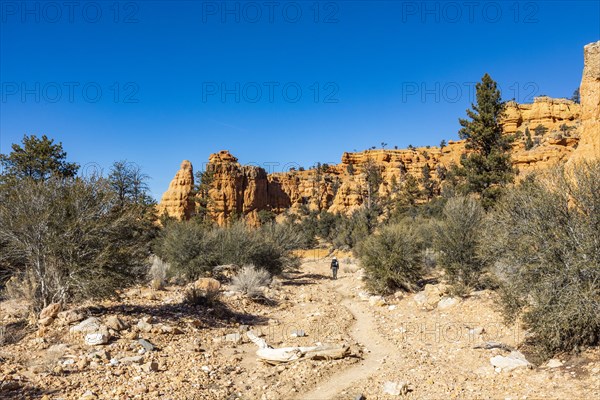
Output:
[1, 255, 600, 399]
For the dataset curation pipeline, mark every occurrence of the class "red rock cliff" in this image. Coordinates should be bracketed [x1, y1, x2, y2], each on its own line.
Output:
[158, 41, 599, 223]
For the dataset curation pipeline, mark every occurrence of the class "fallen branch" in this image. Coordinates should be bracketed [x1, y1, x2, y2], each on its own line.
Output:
[246, 331, 350, 365]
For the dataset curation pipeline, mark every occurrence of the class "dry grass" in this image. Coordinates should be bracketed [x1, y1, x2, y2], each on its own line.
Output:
[148, 256, 170, 291]
[231, 265, 271, 298]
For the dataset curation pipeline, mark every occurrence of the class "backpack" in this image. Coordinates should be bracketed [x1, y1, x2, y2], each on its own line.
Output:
[331, 259, 339, 268]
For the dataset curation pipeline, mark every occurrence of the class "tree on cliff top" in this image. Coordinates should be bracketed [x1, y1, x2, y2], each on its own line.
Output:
[458, 73, 514, 208]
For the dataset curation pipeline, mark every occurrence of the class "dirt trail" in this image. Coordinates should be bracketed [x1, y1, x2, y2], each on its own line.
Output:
[296, 260, 396, 400]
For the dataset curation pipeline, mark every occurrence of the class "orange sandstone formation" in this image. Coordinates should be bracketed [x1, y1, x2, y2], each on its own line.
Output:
[158, 41, 599, 223]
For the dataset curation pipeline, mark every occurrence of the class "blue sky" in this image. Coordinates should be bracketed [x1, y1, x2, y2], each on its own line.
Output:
[1, 1, 599, 199]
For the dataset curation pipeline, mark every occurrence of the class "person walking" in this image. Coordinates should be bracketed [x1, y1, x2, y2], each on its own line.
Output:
[330, 257, 339, 280]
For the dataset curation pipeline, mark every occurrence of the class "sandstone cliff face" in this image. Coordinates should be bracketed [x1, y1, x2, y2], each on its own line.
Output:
[156, 160, 195, 220]
[206, 151, 270, 226]
[569, 40, 600, 163]
[158, 41, 599, 223]
[503, 97, 580, 135]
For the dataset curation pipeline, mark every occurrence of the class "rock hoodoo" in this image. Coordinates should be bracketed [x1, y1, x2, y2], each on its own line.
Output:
[569, 40, 600, 163]
[156, 160, 195, 221]
[158, 41, 599, 223]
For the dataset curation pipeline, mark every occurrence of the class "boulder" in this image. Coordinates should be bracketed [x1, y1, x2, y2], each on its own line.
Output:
[70, 317, 102, 334]
[39, 303, 61, 320]
[193, 278, 221, 293]
[138, 339, 155, 352]
[58, 310, 84, 324]
[136, 319, 152, 332]
[85, 329, 110, 346]
[105, 316, 129, 331]
[437, 297, 460, 310]
[546, 359, 563, 368]
[490, 351, 531, 372]
[368, 295, 386, 307]
[414, 284, 449, 310]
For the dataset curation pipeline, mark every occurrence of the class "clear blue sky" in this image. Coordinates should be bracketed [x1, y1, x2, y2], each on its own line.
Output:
[1, 1, 599, 199]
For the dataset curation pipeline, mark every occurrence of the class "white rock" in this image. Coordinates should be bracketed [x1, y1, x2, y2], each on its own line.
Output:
[137, 319, 152, 332]
[120, 356, 144, 365]
[490, 351, 531, 372]
[85, 332, 109, 346]
[413, 291, 427, 306]
[388, 305, 397, 311]
[70, 317, 102, 334]
[369, 295, 386, 306]
[546, 359, 563, 368]
[382, 381, 409, 396]
[437, 297, 459, 310]
[358, 292, 371, 301]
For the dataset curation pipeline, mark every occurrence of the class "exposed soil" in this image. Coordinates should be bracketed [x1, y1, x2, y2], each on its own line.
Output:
[1, 256, 599, 399]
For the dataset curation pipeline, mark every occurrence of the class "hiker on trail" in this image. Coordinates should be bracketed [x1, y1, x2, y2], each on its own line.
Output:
[331, 257, 339, 280]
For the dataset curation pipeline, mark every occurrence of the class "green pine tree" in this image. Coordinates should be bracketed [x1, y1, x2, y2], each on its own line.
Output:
[533, 124, 548, 137]
[0, 134, 79, 185]
[458, 74, 515, 208]
[421, 163, 435, 201]
[524, 127, 534, 150]
[571, 87, 580, 104]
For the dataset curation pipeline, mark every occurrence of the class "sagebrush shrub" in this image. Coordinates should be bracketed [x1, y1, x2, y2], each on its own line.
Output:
[154, 221, 298, 281]
[0, 177, 154, 311]
[148, 256, 170, 290]
[358, 222, 424, 294]
[483, 162, 600, 357]
[434, 195, 486, 291]
[231, 265, 271, 298]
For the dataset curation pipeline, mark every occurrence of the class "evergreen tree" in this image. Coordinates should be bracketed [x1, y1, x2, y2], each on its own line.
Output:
[0, 134, 79, 184]
[392, 174, 421, 218]
[458, 74, 514, 208]
[571, 87, 580, 104]
[195, 168, 215, 223]
[108, 161, 153, 207]
[421, 163, 435, 200]
[559, 123, 575, 137]
[363, 157, 383, 209]
[533, 124, 548, 137]
[440, 140, 447, 151]
[524, 127, 534, 150]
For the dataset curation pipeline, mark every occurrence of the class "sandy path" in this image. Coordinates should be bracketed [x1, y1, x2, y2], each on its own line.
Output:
[296, 260, 396, 400]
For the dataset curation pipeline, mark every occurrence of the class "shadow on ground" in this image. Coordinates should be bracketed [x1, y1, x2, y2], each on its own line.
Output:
[0, 381, 48, 399]
[80, 299, 269, 330]
[280, 272, 331, 286]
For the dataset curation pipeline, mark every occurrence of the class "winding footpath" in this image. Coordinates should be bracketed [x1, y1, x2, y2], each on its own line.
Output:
[296, 260, 396, 400]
